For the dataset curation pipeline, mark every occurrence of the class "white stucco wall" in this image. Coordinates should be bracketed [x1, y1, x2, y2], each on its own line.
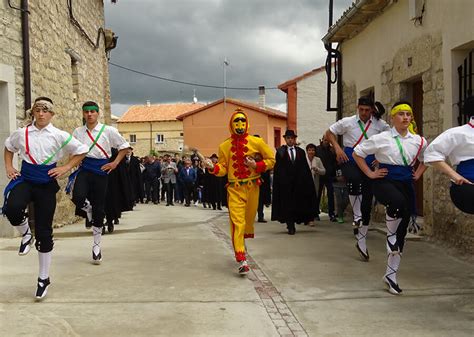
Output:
[340, 0, 474, 128]
[296, 69, 336, 148]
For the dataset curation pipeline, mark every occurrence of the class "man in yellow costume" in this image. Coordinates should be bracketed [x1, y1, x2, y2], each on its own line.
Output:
[205, 108, 275, 274]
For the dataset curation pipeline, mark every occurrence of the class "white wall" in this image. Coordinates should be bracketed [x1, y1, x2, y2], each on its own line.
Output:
[297, 69, 337, 148]
[340, 0, 474, 129]
[0, 64, 19, 236]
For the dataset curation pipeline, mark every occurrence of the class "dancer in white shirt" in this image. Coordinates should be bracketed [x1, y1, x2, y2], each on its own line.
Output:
[69, 101, 130, 264]
[353, 101, 427, 295]
[326, 96, 390, 261]
[424, 95, 474, 214]
[3, 97, 88, 299]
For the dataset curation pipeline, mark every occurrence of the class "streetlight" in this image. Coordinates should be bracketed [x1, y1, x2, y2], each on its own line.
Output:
[223, 57, 229, 112]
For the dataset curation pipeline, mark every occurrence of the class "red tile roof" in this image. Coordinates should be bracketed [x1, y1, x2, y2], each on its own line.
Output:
[118, 103, 206, 123]
[176, 98, 287, 120]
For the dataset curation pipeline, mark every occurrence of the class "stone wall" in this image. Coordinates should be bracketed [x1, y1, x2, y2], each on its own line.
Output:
[341, 32, 474, 254]
[0, 0, 112, 229]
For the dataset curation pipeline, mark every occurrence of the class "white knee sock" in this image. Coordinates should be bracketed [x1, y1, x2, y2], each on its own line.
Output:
[349, 195, 362, 222]
[385, 253, 401, 284]
[38, 251, 52, 280]
[16, 219, 32, 244]
[92, 226, 102, 255]
[386, 215, 402, 253]
[356, 225, 369, 253]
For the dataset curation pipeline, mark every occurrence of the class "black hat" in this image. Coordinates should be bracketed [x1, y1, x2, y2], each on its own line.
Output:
[210, 153, 218, 159]
[358, 96, 374, 107]
[283, 130, 297, 138]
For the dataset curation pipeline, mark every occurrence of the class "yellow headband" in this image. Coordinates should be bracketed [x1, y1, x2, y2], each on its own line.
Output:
[390, 103, 413, 116]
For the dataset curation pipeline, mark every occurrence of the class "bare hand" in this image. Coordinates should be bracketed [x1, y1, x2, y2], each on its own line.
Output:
[244, 156, 257, 169]
[6, 166, 20, 180]
[101, 162, 118, 174]
[451, 175, 473, 185]
[203, 159, 214, 170]
[335, 147, 349, 164]
[368, 168, 388, 179]
[48, 165, 70, 179]
[412, 170, 422, 182]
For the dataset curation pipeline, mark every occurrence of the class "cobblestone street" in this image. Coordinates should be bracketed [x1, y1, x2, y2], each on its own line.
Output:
[1, 204, 473, 337]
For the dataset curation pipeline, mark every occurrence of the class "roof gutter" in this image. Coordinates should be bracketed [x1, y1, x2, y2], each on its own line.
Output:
[322, 0, 370, 44]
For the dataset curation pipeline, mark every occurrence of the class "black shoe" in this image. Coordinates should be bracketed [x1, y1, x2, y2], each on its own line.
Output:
[170, 203, 174, 206]
[257, 219, 267, 223]
[330, 215, 338, 222]
[314, 215, 321, 221]
[107, 222, 114, 233]
[356, 243, 370, 261]
[153, 201, 158, 204]
[184, 204, 190, 207]
[288, 228, 296, 235]
[114, 219, 119, 225]
[35, 277, 50, 300]
[203, 203, 207, 208]
[166, 203, 170, 206]
[383, 276, 402, 295]
[92, 249, 102, 265]
[19, 233, 34, 256]
[217, 207, 222, 210]
[85, 218, 92, 229]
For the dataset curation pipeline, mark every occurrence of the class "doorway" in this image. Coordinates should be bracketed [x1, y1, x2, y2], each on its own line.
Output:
[412, 80, 424, 215]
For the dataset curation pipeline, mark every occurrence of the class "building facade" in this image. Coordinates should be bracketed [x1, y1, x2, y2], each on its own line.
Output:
[323, 0, 474, 254]
[177, 98, 287, 157]
[0, 0, 116, 235]
[118, 103, 205, 157]
[279, 65, 337, 148]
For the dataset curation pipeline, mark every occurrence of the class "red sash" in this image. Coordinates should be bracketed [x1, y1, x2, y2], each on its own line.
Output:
[353, 120, 372, 148]
[86, 129, 109, 158]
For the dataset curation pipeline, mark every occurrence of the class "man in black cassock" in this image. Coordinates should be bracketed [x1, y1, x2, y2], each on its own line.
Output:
[271, 130, 317, 235]
[124, 148, 143, 205]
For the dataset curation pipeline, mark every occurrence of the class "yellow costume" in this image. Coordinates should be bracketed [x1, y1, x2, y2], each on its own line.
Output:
[211, 109, 275, 265]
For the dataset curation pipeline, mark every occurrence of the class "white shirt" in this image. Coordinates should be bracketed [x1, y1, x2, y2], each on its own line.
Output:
[5, 123, 88, 164]
[73, 123, 130, 159]
[424, 117, 474, 166]
[287, 146, 296, 160]
[329, 114, 390, 148]
[354, 128, 427, 166]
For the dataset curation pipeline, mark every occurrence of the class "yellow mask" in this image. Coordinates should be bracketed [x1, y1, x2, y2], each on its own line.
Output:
[229, 109, 249, 136]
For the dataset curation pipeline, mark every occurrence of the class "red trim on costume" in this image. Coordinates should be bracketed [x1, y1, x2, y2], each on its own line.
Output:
[86, 129, 109, 158]
[353, 120, 372, 148]
[210, 164, 220, 175]
[25, 126, 38, 164]
[244, 233, 254, 239]
[235, 251, 246, 262]
[230, 134, 251, 179]
[410, 137, 425, 166]
[468, 122, 474, 128]
[255, 160, 267, 173]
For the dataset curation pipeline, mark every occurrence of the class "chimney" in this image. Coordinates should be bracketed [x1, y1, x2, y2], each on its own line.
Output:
[146, 100, 151, 107]
[258, 86, 265, 109]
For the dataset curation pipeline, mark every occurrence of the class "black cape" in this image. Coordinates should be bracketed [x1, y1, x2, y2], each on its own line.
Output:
[271, 145, 317, 224]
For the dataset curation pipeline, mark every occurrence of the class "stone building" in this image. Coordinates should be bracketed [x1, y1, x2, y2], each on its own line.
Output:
[118, 102, 205, 157]
[278, 65, 337, 148]
[0, 1, 117, 235]
[323, 0, 474, 254]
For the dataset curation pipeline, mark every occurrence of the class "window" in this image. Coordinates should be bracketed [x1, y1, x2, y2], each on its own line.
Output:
[180, 132, 184, 136]
[129, 134, 136, 143]
[155, 134, 164, 144]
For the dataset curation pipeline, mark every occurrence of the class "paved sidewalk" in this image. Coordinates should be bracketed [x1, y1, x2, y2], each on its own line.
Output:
[0, 204, 473, 337]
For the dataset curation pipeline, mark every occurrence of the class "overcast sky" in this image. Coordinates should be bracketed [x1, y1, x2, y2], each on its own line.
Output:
[104, 0, 353, 116]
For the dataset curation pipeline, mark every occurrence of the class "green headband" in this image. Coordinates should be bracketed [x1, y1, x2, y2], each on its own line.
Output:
[82, 105, 99, 112]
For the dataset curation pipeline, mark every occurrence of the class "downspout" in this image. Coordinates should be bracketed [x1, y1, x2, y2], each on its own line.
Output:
[21, 0, 31, 115]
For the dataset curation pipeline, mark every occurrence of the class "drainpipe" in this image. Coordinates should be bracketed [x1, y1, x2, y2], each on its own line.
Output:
[21, 0, 31, 115]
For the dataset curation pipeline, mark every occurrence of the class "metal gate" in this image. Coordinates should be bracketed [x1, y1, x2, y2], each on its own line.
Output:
[457, 50, 473, 125]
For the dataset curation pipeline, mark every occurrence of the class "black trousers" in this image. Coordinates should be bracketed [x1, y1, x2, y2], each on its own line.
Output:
[318, 179, 335, 217]
[341, 162, 373, 226]
[144, 178, 160, 202]
[72, 170, 108, 227]
[4, 181, 59, 252]
[183, 181, 194, 205]
[166, 182, 175, 205]
[450, 184, 474, 214]
[372, 179, 412, 252]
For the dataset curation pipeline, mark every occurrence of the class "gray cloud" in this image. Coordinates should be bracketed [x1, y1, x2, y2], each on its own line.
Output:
[105, 0, 353, 115]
